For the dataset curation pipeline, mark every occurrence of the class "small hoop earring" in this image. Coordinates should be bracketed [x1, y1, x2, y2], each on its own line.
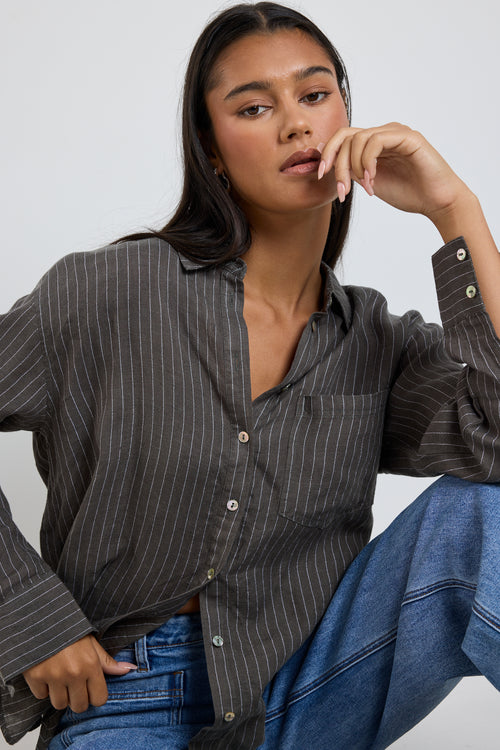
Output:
[214, 168, 231, 192]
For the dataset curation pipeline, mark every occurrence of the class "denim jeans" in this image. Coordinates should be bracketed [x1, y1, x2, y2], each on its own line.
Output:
[48, 476, 500, 749]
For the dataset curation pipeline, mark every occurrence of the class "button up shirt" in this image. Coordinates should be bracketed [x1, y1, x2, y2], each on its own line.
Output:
[0, 237, 499, 749]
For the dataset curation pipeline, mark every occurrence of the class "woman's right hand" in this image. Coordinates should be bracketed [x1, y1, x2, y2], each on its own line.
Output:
[22, 634, 137, 713]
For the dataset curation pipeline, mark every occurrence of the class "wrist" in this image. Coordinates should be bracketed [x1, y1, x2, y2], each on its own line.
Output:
[427, 187, 481, 244]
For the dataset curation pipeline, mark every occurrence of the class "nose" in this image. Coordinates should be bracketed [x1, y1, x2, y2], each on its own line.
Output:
[279, 103, 312, 142]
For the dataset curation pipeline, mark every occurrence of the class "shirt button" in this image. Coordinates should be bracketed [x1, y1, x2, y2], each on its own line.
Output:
[207, 568, 215, 581]
[456, 248, 467, 261]
[227, 499, 239, 512]
[466, 285, 477, 299]
[311, 320, 318, 332]
[238, 431, 249, 443]
[212, 635, 224, 647]
[224, 712, 236, 723]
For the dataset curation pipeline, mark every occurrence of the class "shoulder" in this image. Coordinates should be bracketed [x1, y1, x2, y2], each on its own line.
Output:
[38, 238, 184, 299]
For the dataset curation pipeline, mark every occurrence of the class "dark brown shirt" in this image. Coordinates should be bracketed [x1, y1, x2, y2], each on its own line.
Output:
[0, 237, 498, 749]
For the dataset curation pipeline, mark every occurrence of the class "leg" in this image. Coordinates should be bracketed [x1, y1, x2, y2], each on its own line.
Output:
[261, 476, 500, 749]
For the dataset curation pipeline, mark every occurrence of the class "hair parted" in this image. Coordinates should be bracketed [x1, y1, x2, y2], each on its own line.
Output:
[117, 2, 353, 269]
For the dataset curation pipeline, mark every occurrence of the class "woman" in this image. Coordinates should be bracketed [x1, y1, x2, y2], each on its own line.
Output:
[0, 3, 499, 749]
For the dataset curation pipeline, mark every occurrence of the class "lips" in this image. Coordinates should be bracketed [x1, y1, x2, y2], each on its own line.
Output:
[280, 148, 321, 173]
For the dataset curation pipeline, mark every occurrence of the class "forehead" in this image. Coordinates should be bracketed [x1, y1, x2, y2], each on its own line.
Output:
[209, 29, 335, 92]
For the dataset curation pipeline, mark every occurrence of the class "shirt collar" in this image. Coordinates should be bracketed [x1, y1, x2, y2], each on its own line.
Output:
[321, 262, 352, 327]
[178, 253, 247, 279]
[178, 252, 352, 327]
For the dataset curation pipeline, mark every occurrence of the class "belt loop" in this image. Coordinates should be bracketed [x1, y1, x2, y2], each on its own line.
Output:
[134, 634, 150, 672]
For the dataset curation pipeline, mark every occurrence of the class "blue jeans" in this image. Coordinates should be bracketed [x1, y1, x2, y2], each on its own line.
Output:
[48, 476, 500, 749]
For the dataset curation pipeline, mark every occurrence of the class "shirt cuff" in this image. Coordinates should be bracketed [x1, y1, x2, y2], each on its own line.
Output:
[0, 572, 94, 685]
[432, 236, 485, 327]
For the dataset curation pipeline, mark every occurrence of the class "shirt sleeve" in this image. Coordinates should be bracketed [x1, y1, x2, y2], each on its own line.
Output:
[0, 288, 94, 690]
[380, 237, 500, 481]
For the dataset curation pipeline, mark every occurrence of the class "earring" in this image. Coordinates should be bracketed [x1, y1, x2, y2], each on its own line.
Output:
[214, 168, 231, 192]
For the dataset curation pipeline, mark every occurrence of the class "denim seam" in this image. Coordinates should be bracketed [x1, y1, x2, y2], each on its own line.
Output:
[265, 628, 398, 722]
[150, 639, 204, 649]
[472, 601, 500, 633]
[107, 688, 184, 700]
[402, 578, 476, 605]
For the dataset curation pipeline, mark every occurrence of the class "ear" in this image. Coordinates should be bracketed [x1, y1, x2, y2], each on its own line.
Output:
[198, 129, 223, 171]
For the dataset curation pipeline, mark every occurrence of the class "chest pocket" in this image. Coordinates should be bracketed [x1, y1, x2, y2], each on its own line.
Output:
[278, 390, 388, 529]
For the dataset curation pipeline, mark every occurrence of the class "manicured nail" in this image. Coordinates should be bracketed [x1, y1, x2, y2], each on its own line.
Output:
[317, 142, 326, 153]
[337, 181, 346, 203]
[117, 662, 138, 670]
[317, 160, 326, 180]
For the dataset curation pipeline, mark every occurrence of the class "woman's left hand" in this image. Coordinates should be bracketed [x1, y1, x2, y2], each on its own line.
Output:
[319, 122, 470, 222]
[319, 122, 500, 337]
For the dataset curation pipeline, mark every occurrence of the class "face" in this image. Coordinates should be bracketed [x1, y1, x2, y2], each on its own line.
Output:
[205, 29, 349, 223]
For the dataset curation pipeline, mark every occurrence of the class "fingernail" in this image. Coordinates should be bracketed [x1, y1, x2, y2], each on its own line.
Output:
[317, 160, 326, 180]
[117, 662, 138, 670]
[337, 181, 346, 203]
[317, 142, 326, 153]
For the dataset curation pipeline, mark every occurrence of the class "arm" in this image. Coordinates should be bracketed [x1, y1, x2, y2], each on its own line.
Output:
[0, 288, 133, 730]
[319, 123, 499, 478]
[319, 122, 500, 335]
[429, 191, 500, 335]
[380, 236, 500, 479]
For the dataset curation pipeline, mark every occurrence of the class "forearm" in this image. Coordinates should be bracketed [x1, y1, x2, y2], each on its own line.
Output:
[429, 189, 500, 336]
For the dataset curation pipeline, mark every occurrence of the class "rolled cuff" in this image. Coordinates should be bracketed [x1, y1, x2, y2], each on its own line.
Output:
[0, 572, 94, 684]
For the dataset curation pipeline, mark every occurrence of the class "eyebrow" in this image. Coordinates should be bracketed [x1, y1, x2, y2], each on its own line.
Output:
[223, 65, 335, 101]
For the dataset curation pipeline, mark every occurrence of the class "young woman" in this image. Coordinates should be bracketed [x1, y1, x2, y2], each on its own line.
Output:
[0, 3, 499, 749]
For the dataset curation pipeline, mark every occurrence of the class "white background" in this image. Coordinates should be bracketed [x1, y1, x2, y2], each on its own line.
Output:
[1, 0, 499, 747]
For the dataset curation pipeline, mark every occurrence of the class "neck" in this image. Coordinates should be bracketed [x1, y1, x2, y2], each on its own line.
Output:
[242, 205, 331, 315]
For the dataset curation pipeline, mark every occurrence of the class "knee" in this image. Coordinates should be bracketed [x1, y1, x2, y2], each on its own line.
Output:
[411, 475, 500, 564]
[416, 474, 499, 520]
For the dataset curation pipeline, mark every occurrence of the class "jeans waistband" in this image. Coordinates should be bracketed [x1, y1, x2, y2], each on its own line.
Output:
[133, 613, 204, 670]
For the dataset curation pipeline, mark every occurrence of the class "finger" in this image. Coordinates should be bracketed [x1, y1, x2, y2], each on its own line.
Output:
[48, 683, 70, 711]
[68, 681, 91, 714]
[349, 130, 385, 195]
[318, 126, 363, 180]
[333, 136, 355, 199]
[349, 130, 373, 181]
[92, 637, 137, 675]
[86, 670, 109, 708]
[23, 676, 49, 701]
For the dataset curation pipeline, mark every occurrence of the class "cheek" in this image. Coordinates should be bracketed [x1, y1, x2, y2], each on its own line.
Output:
[324, 107, 349, 139]
[210, 115, 270, 175]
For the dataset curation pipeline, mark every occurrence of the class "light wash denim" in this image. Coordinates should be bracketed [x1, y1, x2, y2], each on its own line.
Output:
[48, 476, 500, 749]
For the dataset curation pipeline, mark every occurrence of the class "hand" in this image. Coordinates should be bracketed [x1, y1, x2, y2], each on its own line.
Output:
[319, 122, 471, 222]
[23, 635, 137, 713]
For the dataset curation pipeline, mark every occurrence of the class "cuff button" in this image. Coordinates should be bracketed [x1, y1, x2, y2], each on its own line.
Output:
[466, 285, 477, 299]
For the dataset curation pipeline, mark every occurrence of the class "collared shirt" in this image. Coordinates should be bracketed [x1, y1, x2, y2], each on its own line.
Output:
[0, 237, 499, 749]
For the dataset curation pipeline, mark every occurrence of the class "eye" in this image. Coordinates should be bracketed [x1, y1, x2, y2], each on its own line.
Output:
[238, 104, 270, 118]
[301, 91, 330, 104]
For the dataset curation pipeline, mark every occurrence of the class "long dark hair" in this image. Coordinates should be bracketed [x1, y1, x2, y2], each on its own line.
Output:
[118, 2, 353, 268]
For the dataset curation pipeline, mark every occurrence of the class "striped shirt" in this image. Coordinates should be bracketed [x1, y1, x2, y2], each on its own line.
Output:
[0, 236, 499, 749]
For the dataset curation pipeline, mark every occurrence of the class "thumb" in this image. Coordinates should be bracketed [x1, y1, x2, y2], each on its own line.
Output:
[92, 637, 138, 675]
